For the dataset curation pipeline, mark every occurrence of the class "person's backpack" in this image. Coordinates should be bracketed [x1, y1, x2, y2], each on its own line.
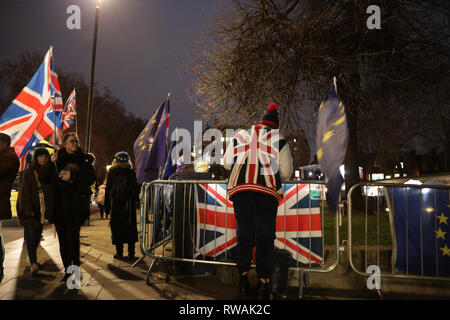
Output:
[111, 174, 133, 200]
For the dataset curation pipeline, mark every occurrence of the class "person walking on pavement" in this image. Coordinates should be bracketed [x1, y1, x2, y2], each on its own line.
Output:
[105, 152, 139, 262]
[17, 148, 50, 275]
[223, 103, 293, 300]
[39, 132, 96, 282]
[0, 133, 20, 279]
[96, 178, 107, 219]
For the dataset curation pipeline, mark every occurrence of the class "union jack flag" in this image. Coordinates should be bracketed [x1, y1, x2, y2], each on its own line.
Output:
[48, 89, 77, 145]
[195, 183, 323, 265]
[62, 89, 76, 131]
[0, 47, 63, 171]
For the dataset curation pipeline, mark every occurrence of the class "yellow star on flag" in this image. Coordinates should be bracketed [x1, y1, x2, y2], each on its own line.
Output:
[145, 127, 149, 131]
[152, 120, 157, 124]
[437, 213, 448, 225]
[139, 141, 143, 146]
[141, 145, 146, 150]
[440, 245, 450, 257]
[434, 227, 447, 240]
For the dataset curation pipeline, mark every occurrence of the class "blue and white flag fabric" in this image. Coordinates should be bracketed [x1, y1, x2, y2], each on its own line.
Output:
[0, 47, 63, 171]
[385, 186, 450, 276]
[316, 85, 348, 212]
[195, 183, 323, 265]
[133, 97, 170, 184]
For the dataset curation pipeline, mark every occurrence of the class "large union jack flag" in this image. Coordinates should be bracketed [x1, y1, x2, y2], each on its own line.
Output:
[0, 47, 63, 170]
[195, 183, 323, 265]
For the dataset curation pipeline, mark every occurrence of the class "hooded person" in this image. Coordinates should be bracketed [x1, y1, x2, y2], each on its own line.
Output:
[105, 151, 139, 261]
[17, 147, 51, 275]
[223, 103, 293, 300]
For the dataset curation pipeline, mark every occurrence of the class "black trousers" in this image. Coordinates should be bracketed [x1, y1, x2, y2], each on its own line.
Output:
[115, 242, 135, 257]
[98, 204, 105, 219]
[232, 191, 278, 279]
[55, 221, 81, 270]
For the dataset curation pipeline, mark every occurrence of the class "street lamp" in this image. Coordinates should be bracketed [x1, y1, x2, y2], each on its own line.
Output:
[85, 0, 101, 153]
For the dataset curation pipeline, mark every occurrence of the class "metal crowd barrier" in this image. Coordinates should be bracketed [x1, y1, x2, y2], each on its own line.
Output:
[347, 182, 450, 288]
[133, 179, 341, 297]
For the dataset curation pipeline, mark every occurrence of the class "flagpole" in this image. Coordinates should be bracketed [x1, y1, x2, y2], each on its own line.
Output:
[85, 0, 101, 153]
[52, 94, 56, 146]
[333, 76, 338, 94]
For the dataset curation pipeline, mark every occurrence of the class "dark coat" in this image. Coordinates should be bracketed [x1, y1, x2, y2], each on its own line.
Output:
[105, 164, 139, 244]
[0, 146, 20, 220]
[16, 164, 50, 228]
[39, 147, 96, 225]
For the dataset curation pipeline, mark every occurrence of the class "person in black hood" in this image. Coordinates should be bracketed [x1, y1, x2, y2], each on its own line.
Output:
[105, 151, 139, 262]
[39, 132, 96, 282]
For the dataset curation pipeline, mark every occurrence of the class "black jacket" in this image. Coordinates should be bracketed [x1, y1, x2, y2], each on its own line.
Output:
[39, 148, 96, 224]
[16, 164, 50, 228]
[105, 164, 139, 244]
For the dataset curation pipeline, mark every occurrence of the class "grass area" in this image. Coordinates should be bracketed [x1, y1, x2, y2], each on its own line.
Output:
[322, 207, 393, 246]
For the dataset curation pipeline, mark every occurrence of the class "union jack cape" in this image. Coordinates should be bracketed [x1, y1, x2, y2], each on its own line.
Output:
[0, 47, 63, 171]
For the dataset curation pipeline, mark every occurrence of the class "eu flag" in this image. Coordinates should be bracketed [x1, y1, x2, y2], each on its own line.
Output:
[162, 141, 177, 180]
[133, 97, 170, 184]
[385, 186, 450, 276]
[315, 85, 348, 212]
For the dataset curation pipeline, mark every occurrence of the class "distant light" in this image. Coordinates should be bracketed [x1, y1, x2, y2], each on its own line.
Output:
[293, 138, 297, 143]
[394, 173, 400, 178]
[425, 207, 434, 213]
[405, 179, 422, 185]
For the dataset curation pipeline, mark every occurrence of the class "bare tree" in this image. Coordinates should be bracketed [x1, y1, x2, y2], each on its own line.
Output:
[188, 0, 450, 198]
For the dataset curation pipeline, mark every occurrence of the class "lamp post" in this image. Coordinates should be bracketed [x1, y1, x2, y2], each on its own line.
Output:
[85, 0, 101, 153]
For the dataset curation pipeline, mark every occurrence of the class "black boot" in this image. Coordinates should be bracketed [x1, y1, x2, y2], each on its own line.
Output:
[238, 274, 250, 299]
[113, 243, 124, 260]
[127, 243, 136, 261]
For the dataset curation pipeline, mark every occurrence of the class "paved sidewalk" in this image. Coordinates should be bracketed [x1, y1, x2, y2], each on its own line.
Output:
[0, 211, 240, 300]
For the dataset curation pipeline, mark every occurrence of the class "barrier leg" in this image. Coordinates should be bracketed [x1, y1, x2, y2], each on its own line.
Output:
[145, 258, 157, 285]
[298, 269, 304, 299]
[145, 257, 171, 285]
[131, 255, 146, 268]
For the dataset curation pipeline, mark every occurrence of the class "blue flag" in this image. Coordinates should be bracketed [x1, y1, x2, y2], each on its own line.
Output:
[315, 85, 348, 212]
[162, 141, 177, 180]
[385, 186, 450, 276]
[133, 97, 170, 184]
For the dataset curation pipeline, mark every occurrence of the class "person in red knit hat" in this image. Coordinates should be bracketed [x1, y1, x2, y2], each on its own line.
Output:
[224, 102, 293, 299]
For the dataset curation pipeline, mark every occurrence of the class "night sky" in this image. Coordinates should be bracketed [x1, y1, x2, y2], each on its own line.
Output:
[0, 0, 221, 134]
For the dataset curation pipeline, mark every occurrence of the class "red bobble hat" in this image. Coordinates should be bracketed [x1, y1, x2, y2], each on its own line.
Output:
[259, 103, 279, 128]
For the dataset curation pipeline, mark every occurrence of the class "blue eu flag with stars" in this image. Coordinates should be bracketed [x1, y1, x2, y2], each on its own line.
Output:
[133, 97, 170, 184]
[386, 186, 450, 276]
[316, 84, 348, 212]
